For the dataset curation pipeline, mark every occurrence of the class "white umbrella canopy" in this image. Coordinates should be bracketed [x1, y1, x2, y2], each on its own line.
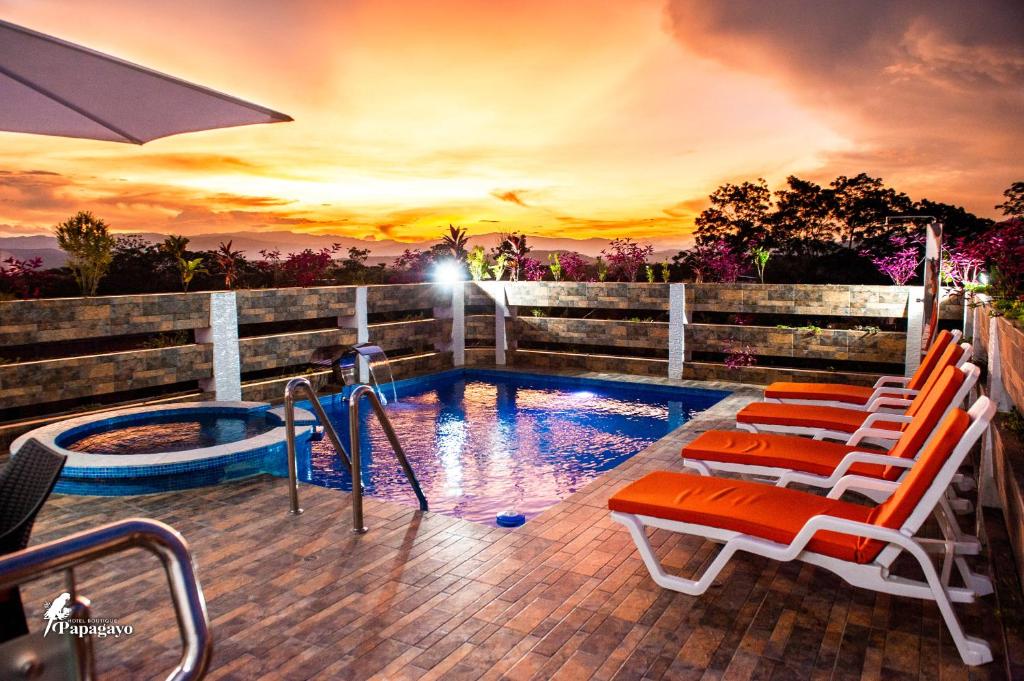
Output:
[0, 18, 292, 144]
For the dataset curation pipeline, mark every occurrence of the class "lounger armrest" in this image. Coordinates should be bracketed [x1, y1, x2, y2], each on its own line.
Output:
[832, 452, 908, 478]
[826, 476, 899, 499]
[872, 375, 910, 389]
[860, 413, 913, 430]
[865, 388, 918, 410]
[776, 451, 900, 490]
[867, 397, 913, 412]
[846, 428, 900, 447]
[788, 515, 919, 559]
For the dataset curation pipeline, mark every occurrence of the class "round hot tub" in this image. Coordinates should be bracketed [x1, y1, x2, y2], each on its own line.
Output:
[11, 402, 316, 496]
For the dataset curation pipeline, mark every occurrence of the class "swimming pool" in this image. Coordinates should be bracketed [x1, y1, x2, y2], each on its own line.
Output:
[303, 370, 728, 526]
[62, 411, 278, 455]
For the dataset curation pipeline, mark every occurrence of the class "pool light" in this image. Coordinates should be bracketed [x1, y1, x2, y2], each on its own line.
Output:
[433, 260, 464, 285]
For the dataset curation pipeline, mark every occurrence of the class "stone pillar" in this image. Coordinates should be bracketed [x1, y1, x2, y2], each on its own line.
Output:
[340, 286, 369, 382]
[904, 286, 924, 377]
[452, 282, 465, 366]
[493, 283, 510, 365]
[196, 291, 241, 401]
[668, 283, 687, 379]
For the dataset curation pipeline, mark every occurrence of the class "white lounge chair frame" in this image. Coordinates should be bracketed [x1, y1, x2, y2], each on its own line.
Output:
[611, 397, 995, 666]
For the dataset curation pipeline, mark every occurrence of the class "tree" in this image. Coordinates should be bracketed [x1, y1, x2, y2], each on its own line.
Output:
[771, 176, 837, 255]
[912, 199, 992, 243]
[440, 225, 470, 261]
[693, 179, 772, 252]
[830, 174, 912, 249]
[996, 181, 1024, 219]
[55, 211, 115, 296]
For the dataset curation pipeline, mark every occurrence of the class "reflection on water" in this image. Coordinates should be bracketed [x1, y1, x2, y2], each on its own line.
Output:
[308, 373, 726, 526]
[66, 413, 274, 455]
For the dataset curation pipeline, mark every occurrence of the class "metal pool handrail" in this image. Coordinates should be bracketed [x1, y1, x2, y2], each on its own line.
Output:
[283, 377, 352, 516]
[283, 378, 428, 533]
[0, 518, 211, 681]
[346, 384, 429, 533]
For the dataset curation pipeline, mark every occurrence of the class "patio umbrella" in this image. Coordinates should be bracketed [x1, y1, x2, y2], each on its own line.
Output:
[0, 18, 291, 144]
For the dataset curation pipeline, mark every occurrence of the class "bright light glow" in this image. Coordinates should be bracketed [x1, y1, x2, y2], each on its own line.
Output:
[979, 272, 990, 285]
[433, 260, 464, 285]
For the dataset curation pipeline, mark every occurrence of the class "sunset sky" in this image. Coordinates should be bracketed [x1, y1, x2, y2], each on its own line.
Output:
[1, 0, 1021, 249]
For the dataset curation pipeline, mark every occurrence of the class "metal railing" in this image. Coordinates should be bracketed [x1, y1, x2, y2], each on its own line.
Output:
[283, 377, 352, 515]
[0, 518, 211, 681]
[283, 377, 428, 533]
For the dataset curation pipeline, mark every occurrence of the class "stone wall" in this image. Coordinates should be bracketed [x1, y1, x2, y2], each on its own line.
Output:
[0, 292, 208, 344]
[0, 345, 211, 409]
[0, 284, 460, 433]
[235, 286, 355, 324]
[973, 306, 1024, 594]
[686, 324, 905, 363]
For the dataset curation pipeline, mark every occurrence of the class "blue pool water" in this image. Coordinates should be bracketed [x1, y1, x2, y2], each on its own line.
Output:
[303, 370, 728, 525]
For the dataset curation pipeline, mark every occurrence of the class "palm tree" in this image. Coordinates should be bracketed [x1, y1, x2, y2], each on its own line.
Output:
[440, 225, 470, 261]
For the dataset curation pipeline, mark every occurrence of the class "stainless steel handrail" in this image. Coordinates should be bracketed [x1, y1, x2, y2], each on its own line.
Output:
[0, 518, 211, 681]
[283, 378, 428, 532]
[347, 384, 429, 534]
[283, 377, 352, 515]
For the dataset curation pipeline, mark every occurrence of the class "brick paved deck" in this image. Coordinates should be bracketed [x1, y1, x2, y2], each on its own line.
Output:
[21, 375, 1017, 680]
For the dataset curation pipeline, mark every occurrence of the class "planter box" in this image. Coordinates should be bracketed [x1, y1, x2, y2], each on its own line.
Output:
[238, 328, 358, 373]
[235, 286, 356, 325]
[0, 345, 211, 409]
[687, 324, 904, 364]
[0, 292, 208, 346]
[513, 317, 668, 351]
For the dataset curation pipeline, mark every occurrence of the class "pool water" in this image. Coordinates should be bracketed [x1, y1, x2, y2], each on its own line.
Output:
[64, 412, 278, 455]
[304, 370, 728, 526]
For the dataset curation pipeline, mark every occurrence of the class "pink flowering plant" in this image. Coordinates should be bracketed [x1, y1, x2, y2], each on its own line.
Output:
[723, 340, 757, 368]
[558, 251, 588, 281]
[864, 234, 921, 285]
[521, 257, 546, 281]
[602, 238, 654, 282]
[0, 256, 45, 299]
[676, 239, 748, 283]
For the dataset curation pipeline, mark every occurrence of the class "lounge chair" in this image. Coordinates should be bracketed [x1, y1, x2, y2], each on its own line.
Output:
[734, 342, 970, 440]
[763, 329, 963, 408]
[683, 364, 978, 491]
[608, 397, 996, 666]
[0, 439, 66, 642]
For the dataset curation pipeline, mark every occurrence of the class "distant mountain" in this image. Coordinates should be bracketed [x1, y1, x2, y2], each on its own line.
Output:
[0, 231, 687, 268]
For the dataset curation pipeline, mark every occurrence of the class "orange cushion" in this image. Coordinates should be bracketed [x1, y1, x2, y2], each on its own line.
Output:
[869, 408, 970, 532]
[682, 430, 891, 479]
[736, 402, 875, 433]
[764, 382, 876, 405]
[608, 471, 882, 563]
[905, 343, 964, 419]
[908, 330, 954, 391]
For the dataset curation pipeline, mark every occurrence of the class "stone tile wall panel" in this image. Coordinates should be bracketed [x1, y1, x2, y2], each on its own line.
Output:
[239, 328, 358, 373]
[0, 293, 208, 346]
[0, 345, 211, 408]
[235, 287, 356, 325]
[512, 317, 667, 350]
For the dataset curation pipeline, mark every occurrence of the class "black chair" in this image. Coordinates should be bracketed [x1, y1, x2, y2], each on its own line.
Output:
[0, 438, 66, 642]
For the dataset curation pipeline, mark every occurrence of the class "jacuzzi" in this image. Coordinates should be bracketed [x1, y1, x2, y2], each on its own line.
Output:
[10, 402, 316, 495]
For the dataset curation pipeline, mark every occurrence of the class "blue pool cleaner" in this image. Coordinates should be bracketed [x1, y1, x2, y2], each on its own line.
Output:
[496, 510, 526, 527]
